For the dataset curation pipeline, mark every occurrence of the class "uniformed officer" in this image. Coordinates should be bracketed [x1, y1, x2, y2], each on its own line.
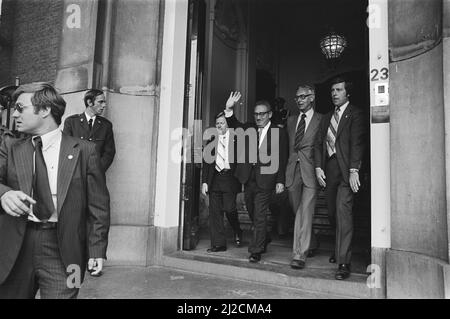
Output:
[63, 89, 116, 172]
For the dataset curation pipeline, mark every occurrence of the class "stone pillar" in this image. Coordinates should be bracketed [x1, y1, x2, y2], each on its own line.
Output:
[56, 0, 164, 266]
[443, 0, 450, 298]
[153, 0, 189, 262]
[104, 0, 163, 266]
[388, 0, 447, 298]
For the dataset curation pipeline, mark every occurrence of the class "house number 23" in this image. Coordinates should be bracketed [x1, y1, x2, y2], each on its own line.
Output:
[371, 68, 389, 81]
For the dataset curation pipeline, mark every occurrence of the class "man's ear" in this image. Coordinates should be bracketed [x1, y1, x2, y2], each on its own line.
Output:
[86, 98, 93, 107]
[41, 106, 52, 118]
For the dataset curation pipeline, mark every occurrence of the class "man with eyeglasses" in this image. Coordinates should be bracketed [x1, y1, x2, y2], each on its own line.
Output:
[0, 82, 110, 298]
[63, 89, 116, 172]
[314, 76, 366, 280]
[285, 84, 323, 270]
[224, 92, 288, 263]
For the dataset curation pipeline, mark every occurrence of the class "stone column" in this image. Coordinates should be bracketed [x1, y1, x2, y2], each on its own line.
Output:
[388, 0, 447, 298]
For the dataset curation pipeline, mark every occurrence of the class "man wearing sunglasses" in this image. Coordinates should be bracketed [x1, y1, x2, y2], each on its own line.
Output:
[0, 82, 110, 298]
[224, 92, 288, 263]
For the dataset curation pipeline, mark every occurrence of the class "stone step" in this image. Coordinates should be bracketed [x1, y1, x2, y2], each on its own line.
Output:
[161, 252, 372, 299]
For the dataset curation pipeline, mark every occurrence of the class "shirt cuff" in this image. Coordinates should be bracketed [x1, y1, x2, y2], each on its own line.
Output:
[224, 110, 233, 117]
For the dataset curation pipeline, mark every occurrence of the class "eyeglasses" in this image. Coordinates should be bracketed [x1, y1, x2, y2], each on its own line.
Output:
[14, 103, 33, 113]
[254, 111, 270, 117]
[294, 94, 313, 101]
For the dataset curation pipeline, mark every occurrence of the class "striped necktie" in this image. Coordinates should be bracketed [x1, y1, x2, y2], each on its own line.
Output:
[326, 107, 341, 157]
[215, 136, 226, 172]
[294, 113, 306, 152]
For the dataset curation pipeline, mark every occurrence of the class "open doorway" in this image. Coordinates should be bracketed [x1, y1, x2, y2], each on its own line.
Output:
[180, 0, 371, 278]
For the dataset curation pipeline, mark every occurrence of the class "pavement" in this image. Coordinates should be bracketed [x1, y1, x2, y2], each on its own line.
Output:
[78, 266, 347, 299]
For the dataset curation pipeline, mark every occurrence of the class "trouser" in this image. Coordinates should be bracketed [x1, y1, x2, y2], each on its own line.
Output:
[245, 178, 272, 254]
[325, 156, 354, 265]
[209, 171, 242, 247]
[287, 164, 318, 261]
[0, 223, 79, 299]
[269, 190, 292, 236]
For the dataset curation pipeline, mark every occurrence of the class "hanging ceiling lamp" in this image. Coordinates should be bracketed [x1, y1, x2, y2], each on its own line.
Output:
[320, 31, 347, 59]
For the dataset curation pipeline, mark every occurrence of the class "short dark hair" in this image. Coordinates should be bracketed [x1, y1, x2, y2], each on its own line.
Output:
[330, 76, 353, 97]
[254, 100, 272, 112]
[13, 82, 66, 125]
[214, 111, 226, 121]
[84, 89, 104, 107]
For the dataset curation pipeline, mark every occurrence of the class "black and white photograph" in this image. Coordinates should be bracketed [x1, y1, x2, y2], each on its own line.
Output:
[0, 0, 449, 302]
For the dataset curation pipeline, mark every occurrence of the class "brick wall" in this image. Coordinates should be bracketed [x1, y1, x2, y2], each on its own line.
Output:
[3, 0, 64, 86]
[0, 0, 15, 87]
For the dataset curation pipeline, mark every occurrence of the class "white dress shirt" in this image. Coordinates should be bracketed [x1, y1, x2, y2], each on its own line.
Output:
[258, 121, 271, 148]
[85, 112, 96, 126]
[216, 129, 231, 169]
[295, 107, 315, 132]
[29, 129, 62, 223]
[334, 101, 349, 127]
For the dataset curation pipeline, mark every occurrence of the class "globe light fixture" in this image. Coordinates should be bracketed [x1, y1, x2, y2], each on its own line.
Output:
[320, 31, 347, 59]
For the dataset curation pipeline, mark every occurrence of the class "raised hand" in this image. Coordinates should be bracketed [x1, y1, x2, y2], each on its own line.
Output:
[225, 91, 242, 110]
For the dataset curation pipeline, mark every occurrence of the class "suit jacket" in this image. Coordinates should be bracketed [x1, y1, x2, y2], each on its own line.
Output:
[63, 113, 116, 172]
[314, 103, 366, 183]
[202, 131, 241, 194]
[226, 114, 288, 191]
[0, 134, 110, 285]
[285, 111, 322, 188]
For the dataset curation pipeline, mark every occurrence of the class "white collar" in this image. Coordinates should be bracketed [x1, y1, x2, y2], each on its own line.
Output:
[84, 112, 96, 123]
[33, 129, 61, 151]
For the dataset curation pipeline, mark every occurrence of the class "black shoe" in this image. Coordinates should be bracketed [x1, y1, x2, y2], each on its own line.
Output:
[329, 255, 336, 263]
[290, 259, 305, 269]
[307, 249, 317, 258]
[207, 246, 227, 253]
[249, 253, 261, 263]
[234, 231, 243, 247]
[335, 264, 351, 280]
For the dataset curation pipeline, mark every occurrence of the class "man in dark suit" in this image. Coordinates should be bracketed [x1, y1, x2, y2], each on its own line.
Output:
[285, 84, 322, 270]
[0, 82, 110, 298]
[202, 112, 243, 252]
[315, 77, 366, 280]
[63, 89, 116, 172]
[224, 92, 288, 263]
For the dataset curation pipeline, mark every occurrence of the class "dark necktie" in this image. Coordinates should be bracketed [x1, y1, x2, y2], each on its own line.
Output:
[88, 118, 93, 132]
[32, 136, 54, 221]
[294, 113, 307, 151]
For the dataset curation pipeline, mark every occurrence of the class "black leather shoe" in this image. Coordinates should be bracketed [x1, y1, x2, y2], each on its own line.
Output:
[335, 264, 351, 280]
[234, 231, 243, 247]
[249, 253, 261, 263]
[290, 259, 305, 269]
[307, 249, 317, 258]
[329, 255, 336, 263]
[207, 246, 227, 253]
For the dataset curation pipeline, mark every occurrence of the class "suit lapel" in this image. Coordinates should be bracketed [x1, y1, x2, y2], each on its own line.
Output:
[57, 135, 80, 215]
[13, 138, 34, 196]
[336, 104, 352, 139]
[91, 116, 102, 136]
[302, 112, 320, 145]
[80, 113, 90, 135]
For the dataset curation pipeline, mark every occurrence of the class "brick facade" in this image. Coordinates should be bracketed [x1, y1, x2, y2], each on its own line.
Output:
[0, 0, 63, 87]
